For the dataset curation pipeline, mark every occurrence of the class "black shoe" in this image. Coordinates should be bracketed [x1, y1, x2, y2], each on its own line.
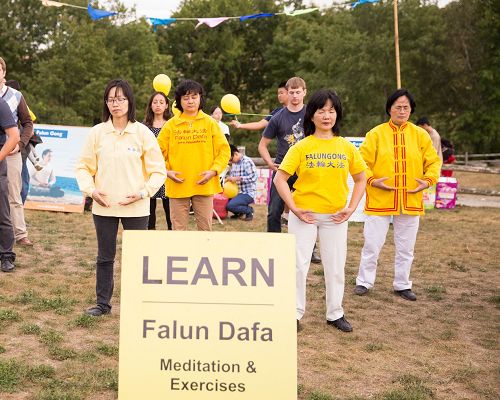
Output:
[297, 319, 301, 332]
[230, 213, 242, 219]
[354, 285, 369, 296]
[311, 252, 321, 264]
[240, 213, 253, 221]
[1, 259, 15, 272]
[85, 305, 111, 317]
[395, 289, 417, 301]
[327, 316, 353, 332]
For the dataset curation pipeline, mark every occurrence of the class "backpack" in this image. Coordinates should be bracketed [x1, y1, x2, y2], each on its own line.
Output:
[441, 138, 454, 162]
[212, 193, 229, 219]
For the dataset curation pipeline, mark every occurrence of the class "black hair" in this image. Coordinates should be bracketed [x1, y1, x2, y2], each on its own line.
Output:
[303, 89, 343, 136]
[102, 79, 136, 123]
[278, 81, 287, 89]
[210, 105, 222, 115]
[42, 149, 52, 158]
[143, 91, 171, 127]
[415, 117, 430, 126]
[5, 80, 20, 90]
[229, 144, 239, 156]
[385, 88, 416, 116]
[174, 80, 205, 113]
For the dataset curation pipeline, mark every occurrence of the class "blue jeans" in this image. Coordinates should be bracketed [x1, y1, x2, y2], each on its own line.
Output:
[267, 171, 297, 232]
[21, 159, 29, 204]
[226, 193, 254, 215]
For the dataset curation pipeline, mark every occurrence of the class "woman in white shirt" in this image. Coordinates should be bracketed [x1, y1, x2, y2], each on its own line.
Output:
[211, 106, 230, 142]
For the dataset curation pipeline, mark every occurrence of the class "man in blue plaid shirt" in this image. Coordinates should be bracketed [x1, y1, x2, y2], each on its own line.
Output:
[226, 145, 258, 221]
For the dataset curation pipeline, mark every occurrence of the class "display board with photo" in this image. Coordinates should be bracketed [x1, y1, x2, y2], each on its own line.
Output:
[25, 124, 90, 213]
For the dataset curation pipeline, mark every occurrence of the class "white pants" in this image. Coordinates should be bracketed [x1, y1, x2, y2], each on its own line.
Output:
[289, 212, 348, 322]
[6, 151, 28, 240]
[356, 214, 420, 291]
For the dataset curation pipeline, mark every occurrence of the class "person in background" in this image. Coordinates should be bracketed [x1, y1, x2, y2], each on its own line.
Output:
[210, 106, 230, 143]
[259, 77, 307, 232]
[274, 89, 366, 332]
[157, 79, 230, 231]
[259, 77, 322, 264]
[439, 138, 456, 177]
[76, 79, 167, 316]
[0, 57, 33, 246]
[0, 97, 20, 272]
[355, 89, 441, 302]
[226, 144, 258, 221]
[416, 117, 443, 163]
[6, 80, 44, 174]
[230, 82, 291, 228]
[143, 91, 172, 230]
[230, 81, 288, 131]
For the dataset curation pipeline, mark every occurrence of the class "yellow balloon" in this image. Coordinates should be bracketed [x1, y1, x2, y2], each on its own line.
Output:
[220, 94, 241, 115]
[28, 107, 37, 122]
[223, 181, 238, 199]
[153, 74, 172, 96]
[172, 101, 181, 117]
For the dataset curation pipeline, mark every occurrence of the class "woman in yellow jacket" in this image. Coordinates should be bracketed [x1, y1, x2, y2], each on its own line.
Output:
[157, 80, 230, 231]
[354, 89, 441, 301]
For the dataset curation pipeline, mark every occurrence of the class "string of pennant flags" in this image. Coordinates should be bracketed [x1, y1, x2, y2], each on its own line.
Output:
[40, 0, 380, 27]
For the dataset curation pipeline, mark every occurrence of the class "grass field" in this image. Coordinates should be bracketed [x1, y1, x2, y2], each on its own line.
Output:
[0, 199, 499, 399]
[454, 171, 500, 191]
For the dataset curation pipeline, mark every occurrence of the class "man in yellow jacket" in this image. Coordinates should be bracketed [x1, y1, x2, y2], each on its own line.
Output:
[157, 80, 230, 231]
[355, 89, 441, 301]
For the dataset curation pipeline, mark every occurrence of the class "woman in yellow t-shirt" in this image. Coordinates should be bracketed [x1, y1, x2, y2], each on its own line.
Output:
[274, 89, 366, 333]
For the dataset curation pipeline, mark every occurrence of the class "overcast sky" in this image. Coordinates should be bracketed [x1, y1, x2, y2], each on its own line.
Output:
[121, 0, 456, 19]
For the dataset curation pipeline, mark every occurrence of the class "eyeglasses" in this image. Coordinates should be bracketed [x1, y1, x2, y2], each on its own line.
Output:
[392, 106, 410, 112]
[106, 97, 127, 105]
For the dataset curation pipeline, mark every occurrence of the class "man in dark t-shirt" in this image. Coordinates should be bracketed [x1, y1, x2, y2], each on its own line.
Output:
[230, 81, 288, 131]
[259, 77, 307, 233]
[0, 97, 20, 272]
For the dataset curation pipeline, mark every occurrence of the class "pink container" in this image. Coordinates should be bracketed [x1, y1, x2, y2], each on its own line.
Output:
[435, 177, 458, 209]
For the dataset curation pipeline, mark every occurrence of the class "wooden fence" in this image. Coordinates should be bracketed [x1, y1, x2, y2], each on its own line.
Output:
[455, 152, 500, 167]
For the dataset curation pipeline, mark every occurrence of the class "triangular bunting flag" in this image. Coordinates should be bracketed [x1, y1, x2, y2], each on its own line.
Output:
[41, 0, 65, 7]
[351, 0, 380, 9]
[286, 8, 319, 16]
[87, 4, 118, 21]
[149, 18, 176, 27]
[196, 17, 230, 28]
[239, 13, 275, 21]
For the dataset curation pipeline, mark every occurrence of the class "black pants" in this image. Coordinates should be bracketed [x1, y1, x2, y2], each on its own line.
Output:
[148, 198, 172, 230]
[267, 171, 297, 232]
[93, 214, 148, 310]
[0, 159, 15, 262]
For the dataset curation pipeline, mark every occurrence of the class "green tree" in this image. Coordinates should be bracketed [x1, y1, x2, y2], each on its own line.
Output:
[156, 0, 297, 154]
[442, 0, 500, 152]
[24, 3, 175, 125]
[0, 0, 60, 84]
[1, 0, 497, 153]
[157, 0, 289, 108]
